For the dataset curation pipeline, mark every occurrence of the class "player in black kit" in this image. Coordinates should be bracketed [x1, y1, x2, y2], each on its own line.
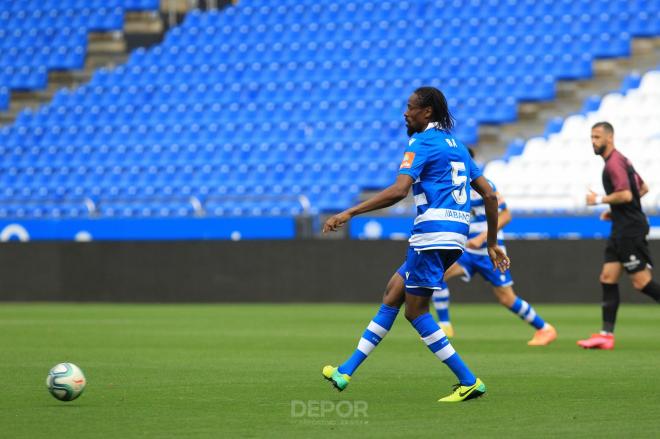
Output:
[578, 121, 660, 350]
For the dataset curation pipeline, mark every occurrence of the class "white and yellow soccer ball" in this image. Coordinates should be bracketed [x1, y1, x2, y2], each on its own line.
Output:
[46, 363, 87, 401]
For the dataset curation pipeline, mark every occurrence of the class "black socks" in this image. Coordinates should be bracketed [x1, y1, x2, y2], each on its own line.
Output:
[601, 283, 620, 334]
[640, 280, 660, 303]
[600, 279, 660, 333]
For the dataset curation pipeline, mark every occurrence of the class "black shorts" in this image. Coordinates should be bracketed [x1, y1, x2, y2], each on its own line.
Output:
[604, 236, 653, 274]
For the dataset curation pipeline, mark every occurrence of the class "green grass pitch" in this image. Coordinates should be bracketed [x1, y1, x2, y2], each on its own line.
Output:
[2, 303, 659, 438]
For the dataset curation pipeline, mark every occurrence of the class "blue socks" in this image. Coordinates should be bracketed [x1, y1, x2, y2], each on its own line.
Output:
[411, 313, 476, 386]
[432, 284, 450, 324]
[338, 303, 399, 376]
[336, 304, 478, 386]
[509, 297, 546, 330]
[433, 286, 546, 332]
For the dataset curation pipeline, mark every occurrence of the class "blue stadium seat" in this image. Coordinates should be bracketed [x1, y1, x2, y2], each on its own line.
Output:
[0, 1, 159, 97]
[1, 0, 658, 219]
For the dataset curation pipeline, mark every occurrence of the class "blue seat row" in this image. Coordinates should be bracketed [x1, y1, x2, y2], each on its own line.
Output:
[0, 8, 124, 32]
[226, 0, 656, 23]
[0, 1, 160, 95]
[0, 28, 88, 49]
[0, 0, 658, 219]
[0, 0, 158, 13]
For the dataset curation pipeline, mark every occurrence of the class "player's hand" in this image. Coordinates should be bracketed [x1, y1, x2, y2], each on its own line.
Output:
[586, 190, 598, 206]
[488, 245, 510, 273]
[466, 236, 485, 249]
[323, 211, 352, 233]
[600, 210, 612, 221]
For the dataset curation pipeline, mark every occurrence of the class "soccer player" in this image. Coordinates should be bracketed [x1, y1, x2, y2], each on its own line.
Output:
[433, 148, 557, 346]
[578, 121, 660, 350]
[322, 87, 510, 402]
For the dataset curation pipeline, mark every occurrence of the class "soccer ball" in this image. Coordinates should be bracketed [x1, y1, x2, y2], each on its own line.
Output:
[46, 363, 87, 401]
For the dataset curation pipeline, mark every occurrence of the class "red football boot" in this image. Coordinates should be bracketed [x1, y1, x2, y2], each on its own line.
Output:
[577, 333, 615, 350]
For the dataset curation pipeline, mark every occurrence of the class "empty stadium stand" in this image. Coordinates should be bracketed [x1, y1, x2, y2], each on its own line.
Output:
[0, 0, 160, 102]
[485, 68, 660, 214]
[0, 0, 659, 229]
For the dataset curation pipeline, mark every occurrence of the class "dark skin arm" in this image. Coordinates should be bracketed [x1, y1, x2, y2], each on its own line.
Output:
[467, 204, 511, 249]
[470, 176, 510, 272]
[323, 174, 413, 232]
[323, 172, 510, 273]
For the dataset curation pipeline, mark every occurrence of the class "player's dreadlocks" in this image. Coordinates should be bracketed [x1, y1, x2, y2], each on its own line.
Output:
[414, 86, 455, 132]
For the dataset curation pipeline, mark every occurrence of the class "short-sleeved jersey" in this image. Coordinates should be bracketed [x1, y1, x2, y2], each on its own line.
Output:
[398, 124, 482, 251]
[466, 178, 506, 255]
[602, 149, 648, 238]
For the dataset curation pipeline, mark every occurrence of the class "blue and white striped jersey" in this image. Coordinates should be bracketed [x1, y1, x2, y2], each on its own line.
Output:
[398, 123, 482, 251]
[466, 178, 507, 255]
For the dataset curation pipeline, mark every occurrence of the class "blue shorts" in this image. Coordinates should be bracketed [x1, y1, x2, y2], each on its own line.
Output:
[397, 248, 461, 296]
[457, 251, 513, 287]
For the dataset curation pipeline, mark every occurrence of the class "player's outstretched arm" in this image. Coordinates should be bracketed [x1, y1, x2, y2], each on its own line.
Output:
[323, 175, 413, 233]
[470, 176, 510, 272]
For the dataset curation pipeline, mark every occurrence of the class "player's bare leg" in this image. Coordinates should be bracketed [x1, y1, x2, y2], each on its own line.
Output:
[600, 262, 623, 284]
[578, 262, 622, 350]
[443, 262, 465, 281]
[404, 292, 432, 322]
[491, 285, 516, 307]
[492, 285, 557, 346]
[436, 262, 466, 335]
[429, 263, 467, 337]
[630, 268, 652, 291]
[383, 272, 405, 308]
[629, 268, 660, 303]
[323, 271, 404, 390]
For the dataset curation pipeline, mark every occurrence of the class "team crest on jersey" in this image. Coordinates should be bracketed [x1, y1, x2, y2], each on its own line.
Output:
[400, 152, 415, 169]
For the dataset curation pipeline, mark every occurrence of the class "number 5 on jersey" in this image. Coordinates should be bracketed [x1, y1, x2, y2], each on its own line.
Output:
[450, 161, 467, 204]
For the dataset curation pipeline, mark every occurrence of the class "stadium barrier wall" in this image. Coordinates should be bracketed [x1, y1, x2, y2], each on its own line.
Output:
[0, 240, 658, 303]
[4, 215, 660, 241]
